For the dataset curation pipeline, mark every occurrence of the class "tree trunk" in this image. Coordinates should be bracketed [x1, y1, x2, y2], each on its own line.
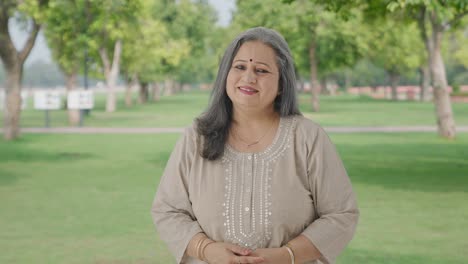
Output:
[430, 27, 456, 139]
[320, 77, 327, 95]
[3, 66, 22, 139]
[164, 79, 174, 96]
[99, 39, 122, 113]
[174, 82, 181, 93]
[139, 82, 149, 104]
[419, 65, 431, 101]
[344, 70, 351, 92]
[0, 15, 40, 140]
[298, 78, 304, 92]
[65, 72, 80, 126]
[309, 40, 320, 112]
[152, 82, 160, 102]
[389, 71, 400, 101]
[124, 74, 135, 107]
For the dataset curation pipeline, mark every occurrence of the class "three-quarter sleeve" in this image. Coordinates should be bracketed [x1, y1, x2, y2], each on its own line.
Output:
[301, 126, 359, 264]
[151, 127, 203, 264]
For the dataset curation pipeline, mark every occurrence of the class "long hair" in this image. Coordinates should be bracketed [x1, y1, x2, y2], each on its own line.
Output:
[196, 27, 301, 160]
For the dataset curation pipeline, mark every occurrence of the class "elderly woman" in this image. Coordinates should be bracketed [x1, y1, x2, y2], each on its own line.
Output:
[152, 27, 359, 264]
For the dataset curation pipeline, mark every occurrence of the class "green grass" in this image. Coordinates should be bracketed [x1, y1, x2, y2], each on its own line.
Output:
[1, 133, 467, 263]
[4, 90, 468, 128]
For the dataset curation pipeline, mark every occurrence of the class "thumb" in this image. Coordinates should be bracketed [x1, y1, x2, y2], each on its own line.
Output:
[227, 244, 252, 256]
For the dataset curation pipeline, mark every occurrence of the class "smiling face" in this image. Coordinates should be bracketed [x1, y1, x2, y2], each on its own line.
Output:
[226, 41, 280, 113]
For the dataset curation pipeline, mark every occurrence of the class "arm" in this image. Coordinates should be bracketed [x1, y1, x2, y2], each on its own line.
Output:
[300, 127, 359, 263]
[252, 235, 321, 264]
[151, 128, 203, 263]
[152, 128, 264, 264]
[253, 126, 359, 264]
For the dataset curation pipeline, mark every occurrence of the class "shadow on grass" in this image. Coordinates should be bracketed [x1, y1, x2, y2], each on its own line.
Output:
[340, 142, 468, 193]
[0, 137, 95, 164]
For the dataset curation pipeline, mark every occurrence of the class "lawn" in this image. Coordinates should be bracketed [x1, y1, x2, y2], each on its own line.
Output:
[1, 133, 467, 263]
[4, 90, 468, 128]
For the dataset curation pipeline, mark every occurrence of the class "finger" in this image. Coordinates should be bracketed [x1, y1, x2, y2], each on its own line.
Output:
[237, 256, 265, 263]
[228, 244, 252, 256]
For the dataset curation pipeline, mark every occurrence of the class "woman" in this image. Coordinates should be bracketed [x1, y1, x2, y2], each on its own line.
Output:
[152, 27, 359, 264]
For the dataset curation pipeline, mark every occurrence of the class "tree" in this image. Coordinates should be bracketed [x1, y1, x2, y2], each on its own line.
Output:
[86, 0, 141, 112]
[170, 0, 219, 86]
[384, 0, 468, 138]
[120, 0, 189, 105]
[0, 0, 49, 140]
[366, 19, 422, 100]
[149, 0, 220, 95]
[44, 0, 88, 126]
[290, 0, 467, 138]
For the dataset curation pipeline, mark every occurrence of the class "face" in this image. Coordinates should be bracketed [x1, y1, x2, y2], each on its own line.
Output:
[226, 41, 280, 112]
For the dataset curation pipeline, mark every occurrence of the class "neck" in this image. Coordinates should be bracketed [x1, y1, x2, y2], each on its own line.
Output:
[232, 106, 278, 128]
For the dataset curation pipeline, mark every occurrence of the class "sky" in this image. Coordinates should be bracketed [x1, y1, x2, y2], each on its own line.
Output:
[9, 0, 235, 66]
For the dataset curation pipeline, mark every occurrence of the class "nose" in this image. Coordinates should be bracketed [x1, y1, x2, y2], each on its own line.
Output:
[243, 67, 257, 84]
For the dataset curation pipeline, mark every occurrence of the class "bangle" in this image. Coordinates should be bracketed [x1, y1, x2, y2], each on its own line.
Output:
[195, 238, 206, 260]
[200, 240, 215, 261]
[283, 243, 295, 264]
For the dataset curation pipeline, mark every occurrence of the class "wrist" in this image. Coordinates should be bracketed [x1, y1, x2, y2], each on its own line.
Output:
[283, 243, 295, 264]
[200, 239, 216, 261]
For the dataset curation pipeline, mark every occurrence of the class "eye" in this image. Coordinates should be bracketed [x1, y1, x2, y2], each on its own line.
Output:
[233, 64, 246, 70]
[256, 68, 270, 74]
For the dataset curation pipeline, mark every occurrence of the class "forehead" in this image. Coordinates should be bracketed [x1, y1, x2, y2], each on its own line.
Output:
[233, 41, 277, 64]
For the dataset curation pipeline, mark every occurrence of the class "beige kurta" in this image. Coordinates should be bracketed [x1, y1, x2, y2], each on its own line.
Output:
[152, 115, 359, 264]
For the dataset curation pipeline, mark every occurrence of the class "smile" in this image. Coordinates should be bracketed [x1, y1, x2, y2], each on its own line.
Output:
[238, 86, 258, 95]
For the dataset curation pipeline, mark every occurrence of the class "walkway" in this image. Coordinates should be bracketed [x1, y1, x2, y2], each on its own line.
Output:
[5, 126, 468, 134]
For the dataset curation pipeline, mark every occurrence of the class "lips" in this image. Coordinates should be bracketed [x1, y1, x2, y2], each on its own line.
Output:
[238, 86, 258, 95]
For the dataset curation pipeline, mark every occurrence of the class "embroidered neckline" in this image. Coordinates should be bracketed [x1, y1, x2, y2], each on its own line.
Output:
[225, 116, 295, 159]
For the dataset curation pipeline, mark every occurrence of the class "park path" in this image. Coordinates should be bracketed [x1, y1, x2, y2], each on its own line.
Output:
[4, 125, 468, 134]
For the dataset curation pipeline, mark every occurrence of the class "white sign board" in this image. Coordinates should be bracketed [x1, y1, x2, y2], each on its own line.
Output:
[21, 91, 28, 109]
[0, 90, 28, 110]
[68, 90, 94, 109]
[34, 90, 62, 110]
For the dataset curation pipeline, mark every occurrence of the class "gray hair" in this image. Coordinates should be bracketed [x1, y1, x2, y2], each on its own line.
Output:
[196, 27, 301, 160]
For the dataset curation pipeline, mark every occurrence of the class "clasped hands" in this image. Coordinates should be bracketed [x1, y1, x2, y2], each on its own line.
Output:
[202, 241, 290, 264]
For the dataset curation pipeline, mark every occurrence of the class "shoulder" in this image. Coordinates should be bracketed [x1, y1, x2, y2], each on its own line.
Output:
[288, 114, 325, 140]
[174, 122, 201, 153]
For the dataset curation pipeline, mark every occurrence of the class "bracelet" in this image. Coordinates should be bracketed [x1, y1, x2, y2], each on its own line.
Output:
[195, 238, 206, 260]
[200, 240, 215, 261]
[284, 243, 295, 264]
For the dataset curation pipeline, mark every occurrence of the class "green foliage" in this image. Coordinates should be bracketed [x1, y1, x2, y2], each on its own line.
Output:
[44, 0, 87, 75]
[17, 0, 50, 23]
[161, 0, 221, 84]
[366, 19, 423, 77]
[120, 0, 190, 83]
[348, 59, 387, 87]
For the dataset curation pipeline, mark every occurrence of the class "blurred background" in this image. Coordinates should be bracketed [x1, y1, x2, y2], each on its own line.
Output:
[1, 0, 467, 263]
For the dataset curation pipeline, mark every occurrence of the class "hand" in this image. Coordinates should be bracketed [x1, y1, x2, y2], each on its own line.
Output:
[250, 248, 291, 264]
[203, 242, 265, 264]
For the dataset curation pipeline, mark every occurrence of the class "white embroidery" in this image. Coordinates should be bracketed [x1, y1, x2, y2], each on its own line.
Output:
[222, 116, 296, 249]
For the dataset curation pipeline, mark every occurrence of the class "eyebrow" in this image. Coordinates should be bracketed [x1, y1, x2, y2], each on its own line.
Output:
[233, 59, 272, 68]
